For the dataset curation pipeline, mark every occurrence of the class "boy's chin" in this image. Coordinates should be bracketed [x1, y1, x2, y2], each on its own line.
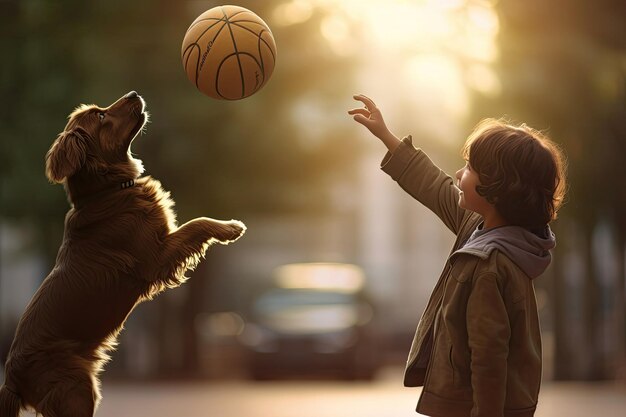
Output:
[458, 197, 476, 213]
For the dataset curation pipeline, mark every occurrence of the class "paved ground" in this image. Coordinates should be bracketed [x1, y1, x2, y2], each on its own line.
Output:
[19, 367, 626, 417]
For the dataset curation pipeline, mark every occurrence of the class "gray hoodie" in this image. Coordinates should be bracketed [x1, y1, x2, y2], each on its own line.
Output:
[452, 224, 556, 279]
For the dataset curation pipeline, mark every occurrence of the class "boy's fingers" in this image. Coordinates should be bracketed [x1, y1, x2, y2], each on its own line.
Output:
[348, 108, 370, 117]
[352, 94, 371, 108]
[353, 94, 376, 111]
[353, 114, 372, 126]
[353, 114, 365, 124]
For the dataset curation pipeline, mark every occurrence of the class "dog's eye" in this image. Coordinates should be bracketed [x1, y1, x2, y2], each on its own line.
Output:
[98, 112, 105, 122]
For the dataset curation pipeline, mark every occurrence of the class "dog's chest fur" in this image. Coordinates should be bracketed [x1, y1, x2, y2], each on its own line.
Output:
[21, 176, 181, 342]
[65, 176, 177, 265]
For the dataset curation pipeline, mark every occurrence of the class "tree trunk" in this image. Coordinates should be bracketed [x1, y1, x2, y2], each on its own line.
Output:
[583, 224, 604, 380]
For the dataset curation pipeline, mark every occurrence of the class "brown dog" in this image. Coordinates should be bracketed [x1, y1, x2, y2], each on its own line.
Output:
[0, 91, 246, 417]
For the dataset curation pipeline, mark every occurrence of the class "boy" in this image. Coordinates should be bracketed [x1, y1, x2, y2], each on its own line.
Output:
[349, 94, 566, 417]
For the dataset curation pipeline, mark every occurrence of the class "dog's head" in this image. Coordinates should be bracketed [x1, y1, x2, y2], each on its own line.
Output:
[46, 91, 148, 184]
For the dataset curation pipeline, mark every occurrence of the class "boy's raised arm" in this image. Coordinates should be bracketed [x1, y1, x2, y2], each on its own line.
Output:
[349, 94, 472, 235]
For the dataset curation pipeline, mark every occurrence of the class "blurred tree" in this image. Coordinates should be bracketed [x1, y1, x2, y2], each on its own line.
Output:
[470, 0, 626, 380]
[0, 0, 89, 263]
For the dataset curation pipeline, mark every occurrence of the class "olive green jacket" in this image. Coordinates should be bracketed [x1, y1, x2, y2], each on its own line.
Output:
[381, 136, 554, 417]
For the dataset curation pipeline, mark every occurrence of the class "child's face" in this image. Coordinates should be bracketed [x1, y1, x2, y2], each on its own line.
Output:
[455, 162, 492, 215]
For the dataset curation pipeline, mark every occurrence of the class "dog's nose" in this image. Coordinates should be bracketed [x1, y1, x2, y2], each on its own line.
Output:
[125, 91, 138, 99]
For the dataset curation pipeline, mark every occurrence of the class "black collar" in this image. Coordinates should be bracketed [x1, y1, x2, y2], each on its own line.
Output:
[72, 179, 136, 210]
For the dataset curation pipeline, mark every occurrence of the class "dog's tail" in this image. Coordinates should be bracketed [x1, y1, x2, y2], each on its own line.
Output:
[0, 383, 22, 417]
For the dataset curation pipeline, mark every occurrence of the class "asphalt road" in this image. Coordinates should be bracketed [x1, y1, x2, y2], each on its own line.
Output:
[18, 367, 626, 417]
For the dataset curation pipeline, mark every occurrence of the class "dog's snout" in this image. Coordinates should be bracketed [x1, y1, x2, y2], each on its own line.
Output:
[125, 91, 139, 99]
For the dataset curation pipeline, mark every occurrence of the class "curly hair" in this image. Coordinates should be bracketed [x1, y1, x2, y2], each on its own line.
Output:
[461, 119, 567, 229]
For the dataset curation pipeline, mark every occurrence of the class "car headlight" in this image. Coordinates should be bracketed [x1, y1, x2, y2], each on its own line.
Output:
[316, 330, 358, 353]
[238, 324, 278, 352]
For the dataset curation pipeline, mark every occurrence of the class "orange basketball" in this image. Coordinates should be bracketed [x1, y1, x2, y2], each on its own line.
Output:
[181, 5, 277, 100]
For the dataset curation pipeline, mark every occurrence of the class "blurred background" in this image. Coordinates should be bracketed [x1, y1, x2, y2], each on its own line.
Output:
[1, 0, 625, 415]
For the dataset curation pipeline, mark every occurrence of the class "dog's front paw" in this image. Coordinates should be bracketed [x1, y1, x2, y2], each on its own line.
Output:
[224, 220, 246, 242]
[210, 219, 246, 244]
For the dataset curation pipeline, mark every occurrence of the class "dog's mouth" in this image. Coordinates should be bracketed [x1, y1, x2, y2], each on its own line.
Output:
[129, 113, 146, 141]
[128, 96, 148, 143]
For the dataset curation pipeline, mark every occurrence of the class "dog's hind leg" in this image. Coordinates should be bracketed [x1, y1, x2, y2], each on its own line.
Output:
[39, 376, 97, 417]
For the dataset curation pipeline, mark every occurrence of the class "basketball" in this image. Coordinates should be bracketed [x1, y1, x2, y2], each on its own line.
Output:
[181, 5, 277, 100]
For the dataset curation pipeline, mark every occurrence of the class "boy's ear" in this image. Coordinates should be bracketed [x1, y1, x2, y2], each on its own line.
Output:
[45, 130, 87, 183]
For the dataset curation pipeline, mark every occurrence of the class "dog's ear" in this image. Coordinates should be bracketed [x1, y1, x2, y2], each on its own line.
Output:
[45, 130, 87, 183]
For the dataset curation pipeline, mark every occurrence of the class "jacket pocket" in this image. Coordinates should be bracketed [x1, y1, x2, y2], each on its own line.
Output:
[448, 341, 472, 390]
[448, 344, 455, 385]
[435, 341, 472, 402]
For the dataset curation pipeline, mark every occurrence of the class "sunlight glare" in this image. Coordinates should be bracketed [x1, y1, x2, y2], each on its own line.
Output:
[455, 3, 500, 62]
[468, 3, 499, 35]
[320, 15, 356, 56]
[466, 63, 501, 96]
[457, 32, 499, 62]
[405, 55, 469, 118]
[292, 0, 501, 133]
[273, 0, 314, 26]
[362, 3, 454, 50]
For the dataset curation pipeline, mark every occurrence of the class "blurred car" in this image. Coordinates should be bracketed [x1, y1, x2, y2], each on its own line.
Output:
[239, 263, 381, 380]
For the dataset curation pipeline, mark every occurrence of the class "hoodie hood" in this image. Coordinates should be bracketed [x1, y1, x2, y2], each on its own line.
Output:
[452, 224, 556, 279]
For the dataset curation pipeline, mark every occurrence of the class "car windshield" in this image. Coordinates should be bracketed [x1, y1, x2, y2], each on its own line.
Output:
[253, 289, 359, 334]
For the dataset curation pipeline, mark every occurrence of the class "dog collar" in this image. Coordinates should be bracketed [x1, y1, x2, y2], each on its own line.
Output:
[72, 179, 136, 210]
[120, 180, 135, 189]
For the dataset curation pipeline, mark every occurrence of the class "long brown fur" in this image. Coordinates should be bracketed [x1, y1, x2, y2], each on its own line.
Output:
[0, 92, 245, 417]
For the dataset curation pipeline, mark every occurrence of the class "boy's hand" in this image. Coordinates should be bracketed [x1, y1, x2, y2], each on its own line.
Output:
[348, 94, 388, 138]
[349, 94, 401, 152]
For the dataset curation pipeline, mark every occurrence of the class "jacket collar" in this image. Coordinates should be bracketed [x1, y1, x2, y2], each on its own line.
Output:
[451, 223, 556, 279]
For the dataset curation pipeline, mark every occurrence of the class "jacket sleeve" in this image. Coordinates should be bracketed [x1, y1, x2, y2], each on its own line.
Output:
[381, 135, 471, 235]
[467, 272, 511, 417]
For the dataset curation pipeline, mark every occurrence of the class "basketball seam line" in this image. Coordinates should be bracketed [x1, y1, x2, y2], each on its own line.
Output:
[183, 43, 201, 88]
[194, 19, 230, 89]
[257, 31, 267, 83]
[182, 17, 225, 62]
[182, 16, 228, 88]
[221, 6, 246, 99]
[185, 10, 248, 34]
[183, 8, 274, 99]
[229, 22, 276, 64]
[192, 17, 226, 50]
